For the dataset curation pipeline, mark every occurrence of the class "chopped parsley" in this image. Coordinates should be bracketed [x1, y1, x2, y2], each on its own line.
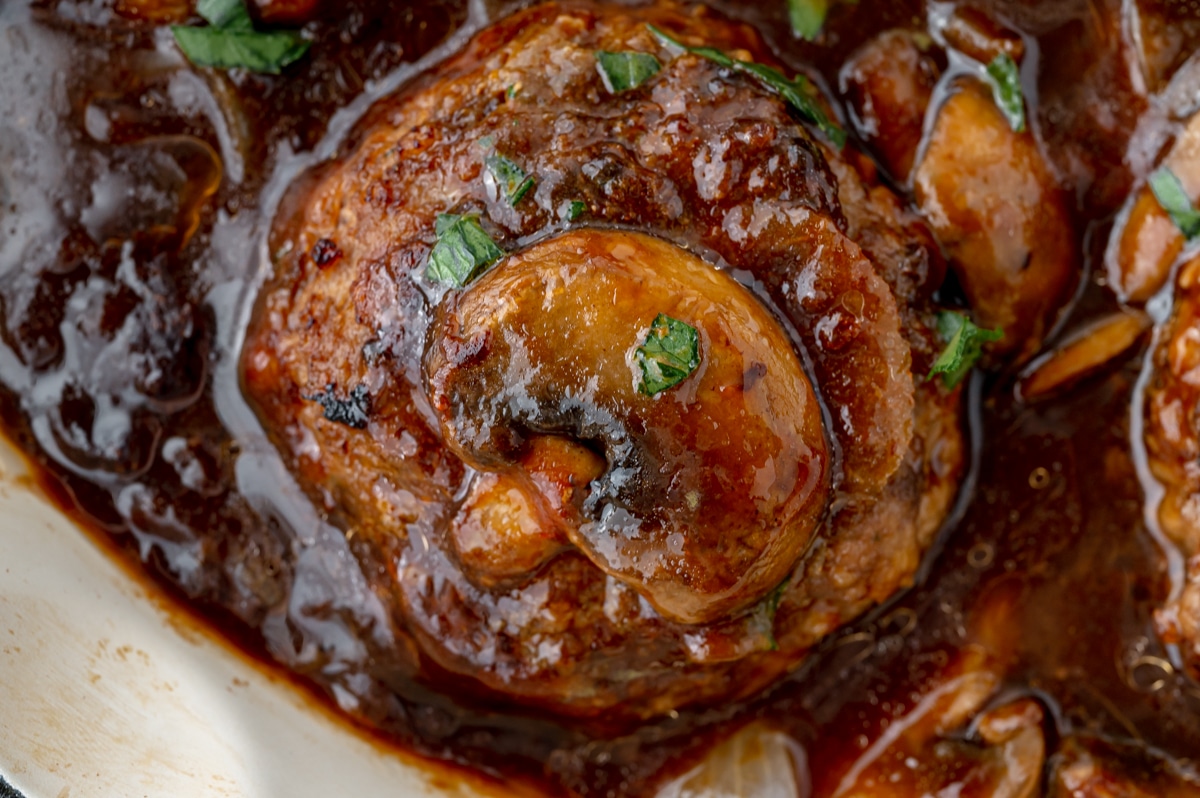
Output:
[788, 0, 827, 40]
[787, 0, 858, 41]
[567, 200, 586, 221]
[743, 578, 791, 653]
[985, 53, 1026, 133]
[171, 0, 310, 75]
[426, 214, 505, 288]
[196, 0, 247, 27]
[596, 50, 663, 93]
[305, 384, 371, 429]
[485, 154, 535, 206]
[764, 578, 790, 651]
[636, 314, 701, 395]
[648, 25, 846, 148]
[928, 311, 1002, 388]
[1148, 166, 1200, 239]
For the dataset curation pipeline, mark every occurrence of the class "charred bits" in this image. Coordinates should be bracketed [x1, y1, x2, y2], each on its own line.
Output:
[310, 237, 343, 268]
[305, 384, 371, 429]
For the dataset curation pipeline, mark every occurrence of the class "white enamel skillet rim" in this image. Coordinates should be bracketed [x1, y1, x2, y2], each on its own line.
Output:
[0, 431, 523, 798]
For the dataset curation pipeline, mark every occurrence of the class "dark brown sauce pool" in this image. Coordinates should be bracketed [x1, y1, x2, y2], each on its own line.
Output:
[3, 0, 1200, 795]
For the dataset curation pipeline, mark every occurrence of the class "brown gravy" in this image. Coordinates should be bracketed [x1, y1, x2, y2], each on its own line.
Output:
[2, 0, 1199, 794]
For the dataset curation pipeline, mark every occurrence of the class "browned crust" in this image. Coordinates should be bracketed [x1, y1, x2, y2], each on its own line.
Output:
[241, 0, 965, 719]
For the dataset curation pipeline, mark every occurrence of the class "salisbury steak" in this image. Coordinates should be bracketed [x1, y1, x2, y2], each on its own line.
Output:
[242, 0, 965, 720]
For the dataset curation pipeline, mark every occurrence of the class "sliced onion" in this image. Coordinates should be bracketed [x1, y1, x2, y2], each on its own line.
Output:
[655, 723, 811, 798]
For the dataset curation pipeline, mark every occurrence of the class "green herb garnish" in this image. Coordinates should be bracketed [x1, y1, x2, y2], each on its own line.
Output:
[426, 214, 505, 288]
[787, 0, 857, 41]
[171, 0, 310, 74]
[928, 311, 1002, 388]
[1149, 166, 1200, 239]
[636, 314, 701, 395]
[196, 0, 249, 28]
[788, 0, 827, 40]
[485, 154, 535, 206]
[567, 200, 586, 221]
[985, 53, 1025, 133]
[648, 25, 846, 148]
[596, 50, 662, 93]
[764, 578, 790, 651]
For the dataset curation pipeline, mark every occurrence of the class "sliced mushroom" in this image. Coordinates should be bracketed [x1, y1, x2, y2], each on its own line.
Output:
[914, 79, 1078, 362]
[425, 229, 830, 625]
[827, 573, 1045, 798]
[832, 674, 1045, 798]
[841, 30, 939, 184]
[1108, 111, 1200, 303]
[1018, 311, 1150, 401]
[941, 6, 1024, 67]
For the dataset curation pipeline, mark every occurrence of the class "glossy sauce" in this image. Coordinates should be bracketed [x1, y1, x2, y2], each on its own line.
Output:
[1, 0, 1199, 795]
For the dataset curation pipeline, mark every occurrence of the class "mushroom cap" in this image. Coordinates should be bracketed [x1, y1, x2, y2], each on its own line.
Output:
[426, 229, 830, 624]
